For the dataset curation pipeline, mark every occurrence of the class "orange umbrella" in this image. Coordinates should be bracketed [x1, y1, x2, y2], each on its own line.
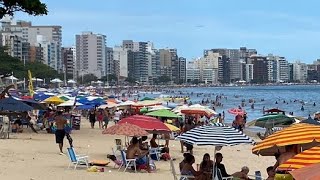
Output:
[278, 146, 320, 171]
[181, 104, 216, 118]
[252, 123, 320, 156]
[102, 123, 149, 137]
[289, 163, 320, 180]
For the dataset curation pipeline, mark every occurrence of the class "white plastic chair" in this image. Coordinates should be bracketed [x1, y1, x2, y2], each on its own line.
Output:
[67, 147, 89, 170]
[118, 150, 136, 172]
[149, 147, 162, 161]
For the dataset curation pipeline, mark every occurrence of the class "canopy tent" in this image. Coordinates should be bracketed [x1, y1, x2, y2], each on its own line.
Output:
[146, 109, 181, 118]
[50, 78, 63, 83]
[67, 79, 76, 84]
[252, 123, 320, 156]
[31, 78, 44, 82]
[4, 75, 18, 80]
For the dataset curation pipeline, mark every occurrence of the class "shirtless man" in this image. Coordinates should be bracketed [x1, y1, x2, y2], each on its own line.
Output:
[274, 145, 297, 170]
[54, 111, 67, 154]
[126, 137, 150, 171]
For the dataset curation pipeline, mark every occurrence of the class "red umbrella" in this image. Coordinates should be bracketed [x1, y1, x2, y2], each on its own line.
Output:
[228, 108, 245, 115]
[102, 123, 149, 137]
[118, 115, 171, 133]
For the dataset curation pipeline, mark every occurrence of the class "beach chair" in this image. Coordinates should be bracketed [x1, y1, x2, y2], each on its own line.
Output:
[214, 169, 233, 180]
[111, 147, 122, 168]
[149, 147, 162, 161]
[67, 147, 89, 170]
[170, 159, 194, 180]
[118, 150, 137, 172]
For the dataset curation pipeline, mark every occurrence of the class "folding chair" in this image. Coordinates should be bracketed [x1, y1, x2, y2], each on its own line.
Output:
[67, 147, 89, 170]
[118, 150, 136, 172]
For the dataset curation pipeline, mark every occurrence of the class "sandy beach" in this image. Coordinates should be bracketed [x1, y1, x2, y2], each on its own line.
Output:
[0, 119, 274, 180]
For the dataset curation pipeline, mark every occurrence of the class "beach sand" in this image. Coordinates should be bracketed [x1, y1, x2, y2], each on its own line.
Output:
[0, 120, 274, 180]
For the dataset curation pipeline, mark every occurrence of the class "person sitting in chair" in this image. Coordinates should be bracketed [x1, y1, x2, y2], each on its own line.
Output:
[232, 166, 252, 180]
[127, 137, 150, 172]
[150, 134, 169, 153]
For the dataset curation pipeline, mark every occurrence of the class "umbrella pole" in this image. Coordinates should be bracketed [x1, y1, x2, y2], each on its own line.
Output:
[212, 146, 217, 180]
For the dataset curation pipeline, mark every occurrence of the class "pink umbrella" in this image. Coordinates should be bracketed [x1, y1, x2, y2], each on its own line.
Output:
[228, 108, 245, 115]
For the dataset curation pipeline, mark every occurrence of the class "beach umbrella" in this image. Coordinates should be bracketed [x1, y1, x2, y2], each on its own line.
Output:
[300, 116, 320, 125]
[67, 79, 76, 84]
[140, 97, 155, 101]
[181, 104, 217, 117]
[172, 104, 189, 113]
[133, 100, 162, 107]
[118, 115, 171, 134]
[32, 78, 44, 82]
[164, 123, 180, 132]
[289, 163, 320, 180]
[247, 114, 295, 129]
[98, 102, 118, 109]
[42, 96, 65, 105]
[140, 107, 148, 113]
[146, 109, 181, 118]
[264, 108, 285, 114]
[75, 104, 95, 110]
[20, 99, 46, 110]
[50, 78, 63, 83]
[176, 123, 254, 179]
[252, 123, 320, 156]
[147, 105, 171, 112]
[4, 75, 18, 80]
[228, 108, 245, 116]
[278, 146, 320, 171]
[57, 100, 83, 107]
[59, 96, 70, 101]
[118, 100, 136, 106]
[176, 123, 255, 146]
[102, 123, 149, 137]
[0, 97, 33, 111]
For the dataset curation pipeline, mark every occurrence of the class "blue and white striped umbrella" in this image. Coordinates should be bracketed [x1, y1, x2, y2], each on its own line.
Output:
[177, 123, 255, 146]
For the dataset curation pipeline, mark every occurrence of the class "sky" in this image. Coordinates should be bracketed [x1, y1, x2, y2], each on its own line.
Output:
[14, 0, 320, 63]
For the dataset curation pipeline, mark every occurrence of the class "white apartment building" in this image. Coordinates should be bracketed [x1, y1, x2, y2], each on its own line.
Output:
[293, 61, 308, 82]
[276, 57, 289, 82]
[75, 32, 106, 78]
[113, 46, 128, 79]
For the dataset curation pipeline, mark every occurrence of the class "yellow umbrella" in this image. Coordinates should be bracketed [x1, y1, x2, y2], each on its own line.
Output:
[252, 123, 320, 156]
[278, 146, 320, 171]
[164, 123, 180, 132]
[42, 96, 65, 105]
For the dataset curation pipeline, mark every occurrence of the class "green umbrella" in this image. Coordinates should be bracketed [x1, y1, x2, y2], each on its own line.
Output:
[59, 96, 70, 101]
[146, 109, 181, 118]
[248, 114, 295, 128]
[140, 107, 148, 113]
[140, 97, 155, 101]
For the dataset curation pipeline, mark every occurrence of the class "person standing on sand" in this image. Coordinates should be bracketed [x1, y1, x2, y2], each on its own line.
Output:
[54, 111, 67, 154]
[88, 109, 96, 129]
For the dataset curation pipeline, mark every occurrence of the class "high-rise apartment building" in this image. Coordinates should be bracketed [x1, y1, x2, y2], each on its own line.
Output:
[292, 61, 308, 82]
[0, 18, 62, 71]
[250, 55, 268, 83]
[178, 57, 186, 83]
[61, 47, 74, 78]
[105, 47, 115, 76]
[123, 40, 149, 84]
[75, 32, 106, 78]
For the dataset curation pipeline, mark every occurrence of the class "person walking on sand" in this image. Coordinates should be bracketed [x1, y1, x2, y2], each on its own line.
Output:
[54, 111, 67, 155]
[88, 109, 96, 129]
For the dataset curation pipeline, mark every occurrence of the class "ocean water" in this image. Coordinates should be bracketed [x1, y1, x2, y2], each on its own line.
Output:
[140, 85, 320, 124]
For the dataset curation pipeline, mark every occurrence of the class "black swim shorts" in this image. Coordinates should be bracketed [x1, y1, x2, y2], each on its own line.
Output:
[55, 129, 65, 144]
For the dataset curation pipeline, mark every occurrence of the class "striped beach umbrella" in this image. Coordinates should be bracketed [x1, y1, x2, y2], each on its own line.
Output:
[252, 123, 320, 156]
[176, 123, 255, 146]
[278, 146, 320, 171]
